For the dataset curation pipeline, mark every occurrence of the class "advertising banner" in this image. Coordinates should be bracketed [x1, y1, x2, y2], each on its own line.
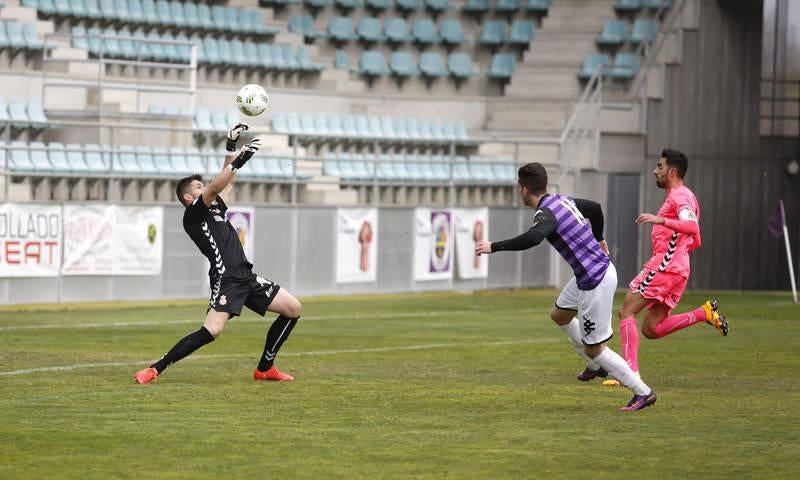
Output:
[336, 208, 378, 283]
[414, 208, 453, 281]
[225, 207, 255, 262]
[0, 203, 62, 277]
[453, 208, 489, 279]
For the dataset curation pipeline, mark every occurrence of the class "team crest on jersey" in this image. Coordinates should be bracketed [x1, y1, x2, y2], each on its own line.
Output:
[219, 295, 227, 306]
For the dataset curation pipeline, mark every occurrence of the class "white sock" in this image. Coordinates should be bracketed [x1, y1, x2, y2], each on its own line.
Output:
[593, 348, 650, 395]
[559, 318, 602, 371]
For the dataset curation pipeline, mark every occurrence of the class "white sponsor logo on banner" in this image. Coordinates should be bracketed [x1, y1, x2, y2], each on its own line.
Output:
[337, 208, 378, 283]
[0, 204, 62, 277]
[414, 208, 453, 281]
[453, 208, 489, 279]
[62, 205, 163, 276]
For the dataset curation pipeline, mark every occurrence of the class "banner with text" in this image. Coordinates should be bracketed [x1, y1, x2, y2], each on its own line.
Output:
[62, 205, 163, 275]
[414, 208, 453, 281]
[336, 208, 378, 283]
[225, 207, 255, 262]
[453, 208, 489, 279]
[0, 203, 62, 277]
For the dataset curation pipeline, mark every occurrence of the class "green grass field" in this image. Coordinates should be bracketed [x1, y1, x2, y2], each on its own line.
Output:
[1, 289, 797, 479]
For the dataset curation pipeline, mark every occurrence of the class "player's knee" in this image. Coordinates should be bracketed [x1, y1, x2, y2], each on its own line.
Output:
[286, 298, 302, 319]
[641, 325, 658, 339]
[204, 323, 224, 338]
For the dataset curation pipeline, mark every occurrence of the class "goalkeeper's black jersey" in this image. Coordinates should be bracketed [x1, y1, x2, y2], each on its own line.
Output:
[183, 195, 252, 283]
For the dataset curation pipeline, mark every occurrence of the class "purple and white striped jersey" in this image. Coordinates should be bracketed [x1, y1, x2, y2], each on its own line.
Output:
[537, 194, 609, 290]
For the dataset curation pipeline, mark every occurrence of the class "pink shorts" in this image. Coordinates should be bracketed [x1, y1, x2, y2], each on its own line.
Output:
[629, 269, 688, 311]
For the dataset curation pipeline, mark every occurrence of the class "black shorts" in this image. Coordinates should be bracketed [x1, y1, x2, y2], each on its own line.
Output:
[208, 272, 281, 318]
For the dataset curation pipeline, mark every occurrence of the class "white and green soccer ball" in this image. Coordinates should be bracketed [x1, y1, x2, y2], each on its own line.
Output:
[235, 84, 269, 117]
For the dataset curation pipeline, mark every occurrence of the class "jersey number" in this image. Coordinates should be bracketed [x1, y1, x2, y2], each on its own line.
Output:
[560, 199, 587, 225]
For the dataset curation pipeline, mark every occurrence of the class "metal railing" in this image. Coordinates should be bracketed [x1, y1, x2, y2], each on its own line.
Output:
[760, 78, 800, 137]
[41, 32, 198, 118]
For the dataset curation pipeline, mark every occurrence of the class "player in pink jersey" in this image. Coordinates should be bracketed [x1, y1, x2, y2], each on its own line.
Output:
[600, 149, 728, 385]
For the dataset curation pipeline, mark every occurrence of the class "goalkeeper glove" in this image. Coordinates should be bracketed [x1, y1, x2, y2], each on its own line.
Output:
[226, 122, 250, 152]
[230, 138, 261, 170]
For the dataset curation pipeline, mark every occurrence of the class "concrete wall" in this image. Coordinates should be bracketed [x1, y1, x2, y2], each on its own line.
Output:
[0, 205, 557, 304]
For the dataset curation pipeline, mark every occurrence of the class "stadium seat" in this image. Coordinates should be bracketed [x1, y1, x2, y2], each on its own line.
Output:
[478, 21, 507, 46]
[384, 18, 411, 43]
[411, 18, 441, 44]
[525, 0, 551, 13]
[8, 97, 30, 127]
[65, 144, 91, 172]
[28, 142, 51, 172]
[392, 117, 410, 139]
[151, 147, 173, 174]
[167, 147, 191, 175]
[596, 20, 628, 47]
[577, 53, 610, 80]
[439, 19, 465, 46]
[334, 49, 350, 70]
[290, 14, 327, 40]
[425, 0, 449, 13]
[495, 0, 520, 13]
[194, 107, 215, 131]
[102, 28, 123, 58]
[447, 52, 476, 78]
[196, 4, 215, 30]
[142, 0, 160, 26]
[99, 0, 116, 21]
[156, 0, 174, 27]
[419, 52, 447, 78]
[630, 19, 657, 45]
[307, 0, 334, 8]
[359, 50, 389, 77]
[27, 98, 48, 129]
[135, 146, 160, 174]
[357, 18, 385, 43]
[389, 51, 419, 78]
[354, 115, 374, 137]
[83, 0, 103, 19]
[9, 141, 36, 172]
[644, 0, 673, 9]
[395, 0, 423, 12]
[509, 20, 535, 46]
[116, 30, 137, 59]
[84, 144, 109, 172]
[297, 46, 325, 71]
[366, 0, 393, 10]
[327, 115, 345, 136]
[329, 17, 358, 42]
[6, 22, 27, 50]
[114, 145, 140, 174]
[184, 147, 207, 173]
[609, 53, 640, 79]
[461, 0, 488, 14]
[53, 0, 71, 18]
[488, 53, 516, 80]
[47, 143, 71, 173]
[202, 36, 222, 64]
[0, 96, 9, 125]
[337, 0, 363, 10]
[175, 33, 193, 62]
[614, 0, 642, 12]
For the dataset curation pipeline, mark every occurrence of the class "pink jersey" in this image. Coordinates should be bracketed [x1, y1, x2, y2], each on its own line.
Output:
[643, 185, 701, 278]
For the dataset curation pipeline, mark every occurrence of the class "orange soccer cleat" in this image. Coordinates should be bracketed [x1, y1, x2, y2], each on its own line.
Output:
[253, 365, 295, 382]
[134, 367, 159, 384]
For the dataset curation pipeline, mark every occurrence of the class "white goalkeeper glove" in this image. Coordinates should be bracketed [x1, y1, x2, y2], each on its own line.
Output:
[230, 138, 261, 170]
[226, 122, 250, 152]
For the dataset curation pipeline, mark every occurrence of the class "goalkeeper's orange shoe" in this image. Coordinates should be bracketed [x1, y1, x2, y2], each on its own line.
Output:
[702, 300, 729, 336]
[253, 365, 294, 382]
[134, 367, 158, 384]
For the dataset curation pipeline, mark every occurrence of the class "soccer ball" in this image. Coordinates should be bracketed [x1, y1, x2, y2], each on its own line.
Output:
[235, 84, 269, 117]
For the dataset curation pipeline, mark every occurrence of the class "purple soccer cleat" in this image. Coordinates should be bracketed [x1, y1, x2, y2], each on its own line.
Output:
[619, 390, 657, 412]
[576, 367, 609, 382]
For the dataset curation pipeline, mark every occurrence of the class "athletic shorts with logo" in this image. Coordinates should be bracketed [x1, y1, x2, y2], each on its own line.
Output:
[629, 268, 688, 312]
[555, 262, 617, 346]
[209, 272, 281, 317]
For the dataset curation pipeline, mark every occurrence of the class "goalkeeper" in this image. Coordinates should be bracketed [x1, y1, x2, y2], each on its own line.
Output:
[134, 123, 301, 384]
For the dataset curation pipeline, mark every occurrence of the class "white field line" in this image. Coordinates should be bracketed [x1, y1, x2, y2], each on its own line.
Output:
[0, 308, 551, 331]
[0, 339, 555, 377]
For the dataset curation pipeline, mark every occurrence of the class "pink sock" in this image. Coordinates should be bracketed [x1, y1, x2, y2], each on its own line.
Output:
[619, 317, 640, 374]
[654, 307, 706, 338]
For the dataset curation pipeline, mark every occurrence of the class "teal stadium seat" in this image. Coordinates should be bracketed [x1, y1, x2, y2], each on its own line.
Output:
[495, 0, 520, 14]
[65, 144, 90, 172]
[210, 5, 229, 31]
[202, 36, 222, 64]
[103, 28, 122, 58]
[577, 53, 610, 80]
[297, 46, 325, 71]
[142, 0, 160, 26]
[411, 18, 441, 44]
[488, 53, 516, 80]
[168, 147, 192, 175]
[47, 143, 71, 173]
[182, 3, 201, 29]
[126, 0, 145, 23]
[99, 0, 116, 21]
[6, 22, 27, 50]
[447, 52, 475, 78]
[196, 4, 215, 30]
[341, 115, 358, 136]
[290, 14, 326, 40]
[425, 0, 448, 13]
[359, 50, 389, 77]
[337, 0, 363, 10]
[115, 145, 140, 174]
[84, 0, 102, 19]
[366, 0, 392, 10]
[419, 52, 447, 78]
[509, 20, 535, 46]
[135, 146, 159, 174]
[28, 142, 52, 172]
[614, 0, 641, 12]
[462, 0, 489, 14]
[8, 97, 30, 127]
[525, 0, 551, 13]
[27, 98, 48, 128]
[0, 23, 8, 49]
[156, 0, 173, 27]
[596, 20, 628, 47]
[307, 0, 333, 8]
[357, 17, 385, 43]
[334, 49, 349, 70]
[385, 18, 411, 43]
[630, 19, 657, 45]
[609, 53, 640, 79]
[390, 51, 418, 78]
[152, 147, 173, 174]
[392, 117, 409, 139]
[116, 30, 137, 59]
[328, 16, 357, 42]
[0, 96, 10, 124]
[395, 0, 422, 12]
[184, 147, 207, 173]
[327, 115, 345, 136]
[84, 144, 109, 172]
[478, 20, 507, 46]
[439, 19, 465, 46]
[644, 0, 673, 10]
